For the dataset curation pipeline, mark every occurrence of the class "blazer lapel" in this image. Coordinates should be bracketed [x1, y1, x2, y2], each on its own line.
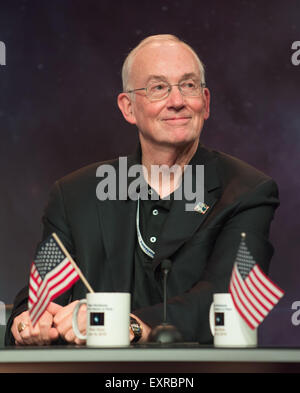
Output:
[96, 153, 139, 292]
[97, 198, 137, 292]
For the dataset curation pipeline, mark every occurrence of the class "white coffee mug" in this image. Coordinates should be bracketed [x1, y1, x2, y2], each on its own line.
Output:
[72, 292, 131, 347]
[209, 293, 257, 347]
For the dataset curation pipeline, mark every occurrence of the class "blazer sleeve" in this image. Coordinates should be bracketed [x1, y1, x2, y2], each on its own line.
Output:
[132, 179, 280, 343]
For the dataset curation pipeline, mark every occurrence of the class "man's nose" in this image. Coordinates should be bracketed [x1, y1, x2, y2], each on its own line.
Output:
[166, 85, 185, 109]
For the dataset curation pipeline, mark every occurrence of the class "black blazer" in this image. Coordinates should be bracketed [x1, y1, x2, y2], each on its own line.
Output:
[5, 144, 279, 345]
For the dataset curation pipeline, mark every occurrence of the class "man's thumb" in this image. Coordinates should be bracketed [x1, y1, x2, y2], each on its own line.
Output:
[47, 302, 63, 315]
[49, 327, 60, 341]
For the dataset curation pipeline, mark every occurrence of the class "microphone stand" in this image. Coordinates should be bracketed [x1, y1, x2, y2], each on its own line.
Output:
[149, 259, 183, 344]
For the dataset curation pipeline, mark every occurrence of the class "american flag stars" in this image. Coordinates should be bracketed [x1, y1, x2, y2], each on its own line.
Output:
[34, 238, 65, 279]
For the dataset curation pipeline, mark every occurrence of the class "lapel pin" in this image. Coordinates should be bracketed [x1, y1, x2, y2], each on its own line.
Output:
[194, 202, 210, 215]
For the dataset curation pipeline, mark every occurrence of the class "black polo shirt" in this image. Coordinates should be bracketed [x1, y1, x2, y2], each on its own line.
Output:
[131, 188, 173, 310]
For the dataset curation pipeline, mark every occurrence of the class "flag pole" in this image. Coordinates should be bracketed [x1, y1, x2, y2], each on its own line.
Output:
[52, 233, 94, 293]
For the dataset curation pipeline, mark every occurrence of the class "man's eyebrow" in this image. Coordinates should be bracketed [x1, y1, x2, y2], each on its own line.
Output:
[145, 75, 168, 84]
[180, 72, 199, 80]
[145, 72, 199, 84]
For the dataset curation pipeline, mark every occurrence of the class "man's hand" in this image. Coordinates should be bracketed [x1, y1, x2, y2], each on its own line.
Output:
[12, 301, 147, 345]
[12, 302, 62, 345]
[53, 300, 86, 345]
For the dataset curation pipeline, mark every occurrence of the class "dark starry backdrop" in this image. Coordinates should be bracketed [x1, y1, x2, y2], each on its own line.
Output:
[0, 0, 300, 346]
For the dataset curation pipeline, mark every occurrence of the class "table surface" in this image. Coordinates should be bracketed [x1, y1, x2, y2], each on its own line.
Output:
[1, 344, 300, 363]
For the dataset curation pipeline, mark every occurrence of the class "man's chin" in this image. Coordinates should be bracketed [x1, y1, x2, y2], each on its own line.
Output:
[165, 131, 200, 146]
[139, 129, 200, 150]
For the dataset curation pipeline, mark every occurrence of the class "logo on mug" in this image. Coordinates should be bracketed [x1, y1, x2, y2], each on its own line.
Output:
[215, 312, 224, 326]
[90, 312, 104, 326]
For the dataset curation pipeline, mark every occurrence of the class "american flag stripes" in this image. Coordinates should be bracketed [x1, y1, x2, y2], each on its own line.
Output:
[28, 234, 79, 326]
[229, 233, 284, 329]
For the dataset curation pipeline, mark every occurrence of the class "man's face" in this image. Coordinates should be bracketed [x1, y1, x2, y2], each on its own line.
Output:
[120, 41, 210, 150]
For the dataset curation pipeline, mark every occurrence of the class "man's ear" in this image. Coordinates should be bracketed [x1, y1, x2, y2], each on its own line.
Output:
[203, 88, 210, 120]
[117, 93, 137, 125]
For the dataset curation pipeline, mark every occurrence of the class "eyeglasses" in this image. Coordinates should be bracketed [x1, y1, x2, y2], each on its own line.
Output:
[126, 79, 206, 101]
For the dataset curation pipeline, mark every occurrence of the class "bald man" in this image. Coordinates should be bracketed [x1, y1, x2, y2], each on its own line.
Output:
[5, 35, 279, 345]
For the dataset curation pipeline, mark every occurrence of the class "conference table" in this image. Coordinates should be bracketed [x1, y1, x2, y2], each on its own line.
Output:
[1, 343, 300, 373]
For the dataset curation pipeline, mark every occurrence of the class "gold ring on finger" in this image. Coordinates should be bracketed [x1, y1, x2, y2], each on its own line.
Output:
[17, 321, 28, 333]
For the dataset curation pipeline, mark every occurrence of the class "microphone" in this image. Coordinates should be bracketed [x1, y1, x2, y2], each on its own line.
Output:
[149, 259, 183, 344]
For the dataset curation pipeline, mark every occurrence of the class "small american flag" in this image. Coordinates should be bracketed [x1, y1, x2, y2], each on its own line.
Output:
[229, 233, 284, 330]
[28, 234, 79, 326]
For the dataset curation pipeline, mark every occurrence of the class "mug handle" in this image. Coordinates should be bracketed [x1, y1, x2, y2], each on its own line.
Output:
[72, 299, 87, 340]
[209, 302, 215, 336]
